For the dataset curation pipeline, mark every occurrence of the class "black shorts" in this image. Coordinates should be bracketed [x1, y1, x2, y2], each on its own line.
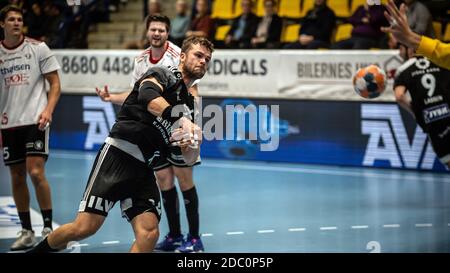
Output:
[428, 125, 450, 164]
[1, 124, 49, 166]
[153, 145, 201, 171]
[78, 143, 161, 222]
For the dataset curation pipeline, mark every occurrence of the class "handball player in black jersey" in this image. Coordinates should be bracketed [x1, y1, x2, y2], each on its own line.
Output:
[394, 44, 450, 168]
[29, 36, 213, 253]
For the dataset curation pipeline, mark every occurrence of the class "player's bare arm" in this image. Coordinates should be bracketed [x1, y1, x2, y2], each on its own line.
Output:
[95, 85, 131, 105]
[40, 71, 61, 130]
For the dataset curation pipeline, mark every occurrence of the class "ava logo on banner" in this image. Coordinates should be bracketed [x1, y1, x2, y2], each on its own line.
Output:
[361, 104, 438, 169]
[83, 97, 116, 149]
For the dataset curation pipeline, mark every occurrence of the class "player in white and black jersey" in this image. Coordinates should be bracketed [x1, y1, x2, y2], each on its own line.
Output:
[394, 44, 450, 168]
[0, 5, 61, 250]
[96, 15, 205, 252]
[29, 36, 213, 253]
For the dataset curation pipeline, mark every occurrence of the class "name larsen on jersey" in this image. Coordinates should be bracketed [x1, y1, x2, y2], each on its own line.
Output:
[424, 95, 443, 105]
[0, 64, 31, 75]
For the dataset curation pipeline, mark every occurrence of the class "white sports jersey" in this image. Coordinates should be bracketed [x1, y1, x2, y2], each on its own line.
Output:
[130, 41, 181, 87]
[0, 37, 60, 129]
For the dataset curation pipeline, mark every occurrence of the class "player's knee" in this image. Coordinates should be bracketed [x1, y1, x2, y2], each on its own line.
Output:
[174, 170, 194, 188]
[155, 170, 175, 188]
[70, 222, 98, 240]
[27, 167, 45, 184]
[137, 225, 159, 243]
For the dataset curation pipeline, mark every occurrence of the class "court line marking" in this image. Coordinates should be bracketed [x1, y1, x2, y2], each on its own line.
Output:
[257, 230, 275, 233]
[47, 222, 450, 251]
[351, 225, 369, 229]
[201, 162, 450, 183]
[72, 243, 89, 247]
[51, 153, 449, 183]
[288, 228, 306, 232]
[320, 226, 337, 230]
[383, 224, 400, 228]
[415, 223, 432, 228]
[226, 231, 244, 235]
[102, 240, 120, 245]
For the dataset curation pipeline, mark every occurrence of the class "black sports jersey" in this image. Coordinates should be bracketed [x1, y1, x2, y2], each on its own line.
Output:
[109, 66, 195, 167]
[394, 57, 450, 132]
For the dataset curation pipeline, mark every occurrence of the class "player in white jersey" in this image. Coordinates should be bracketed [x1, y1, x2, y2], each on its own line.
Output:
[0, 5, 61, 251]
[96, 14, 204, 252]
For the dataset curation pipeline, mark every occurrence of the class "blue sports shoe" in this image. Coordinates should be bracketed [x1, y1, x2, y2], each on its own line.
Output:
[154, 234, 185, 251]
[175, 234, 204, 253]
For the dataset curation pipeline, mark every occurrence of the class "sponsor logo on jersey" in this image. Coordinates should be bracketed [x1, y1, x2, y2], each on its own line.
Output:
[423, 104, 450, 124]
[361, 104, 439, 169]
[0, 64, 31, 75]
[86, 195, 114, 213]
[34, 140, 44, 150]
[4, 73, 29, 86]
[2, 56, 22, 63]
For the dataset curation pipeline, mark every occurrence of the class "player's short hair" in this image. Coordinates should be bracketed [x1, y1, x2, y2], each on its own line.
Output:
[181, 36, 214, 54]
[0, 5, 23, 22]
[145, 14, 171, 32]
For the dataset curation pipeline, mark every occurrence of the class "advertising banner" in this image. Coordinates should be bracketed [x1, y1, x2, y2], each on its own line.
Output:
[54, 50, 402, 101]
[50, 95, 448, 172]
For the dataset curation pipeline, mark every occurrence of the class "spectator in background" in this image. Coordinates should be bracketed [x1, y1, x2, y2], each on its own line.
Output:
[143, 0, 161, 20]
[331, 2, 389, 49]
[42, 1, 65, 48]
[381, 0, 450, 70]
[224, 0, 259, 49]
[185, 0, 214, 39]
[125, 0, 162, 49]
[389, 0, 435, 49]
[170, 0, 190, 47]
[190, 0, 212, 21]
[404, 0, 434, 38]
[251, 0, 282, 49]
[25, 2, 45, 40]
[284, 0, 335, 49]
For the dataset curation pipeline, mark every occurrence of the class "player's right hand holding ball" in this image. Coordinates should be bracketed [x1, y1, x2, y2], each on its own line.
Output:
[170, 117, 202, 148]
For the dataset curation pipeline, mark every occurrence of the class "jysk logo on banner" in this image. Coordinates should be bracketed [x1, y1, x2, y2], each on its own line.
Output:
[361, 104, 438, 169]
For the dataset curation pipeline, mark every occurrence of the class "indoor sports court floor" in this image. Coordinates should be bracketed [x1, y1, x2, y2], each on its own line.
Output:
[0, 150, 449, 253]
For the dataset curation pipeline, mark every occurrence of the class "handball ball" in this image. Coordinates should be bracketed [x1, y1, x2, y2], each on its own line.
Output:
[353, 65, 387, 99]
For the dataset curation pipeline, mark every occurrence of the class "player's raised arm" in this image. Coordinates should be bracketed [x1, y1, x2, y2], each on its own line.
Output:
[95, 85, 132, 105]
